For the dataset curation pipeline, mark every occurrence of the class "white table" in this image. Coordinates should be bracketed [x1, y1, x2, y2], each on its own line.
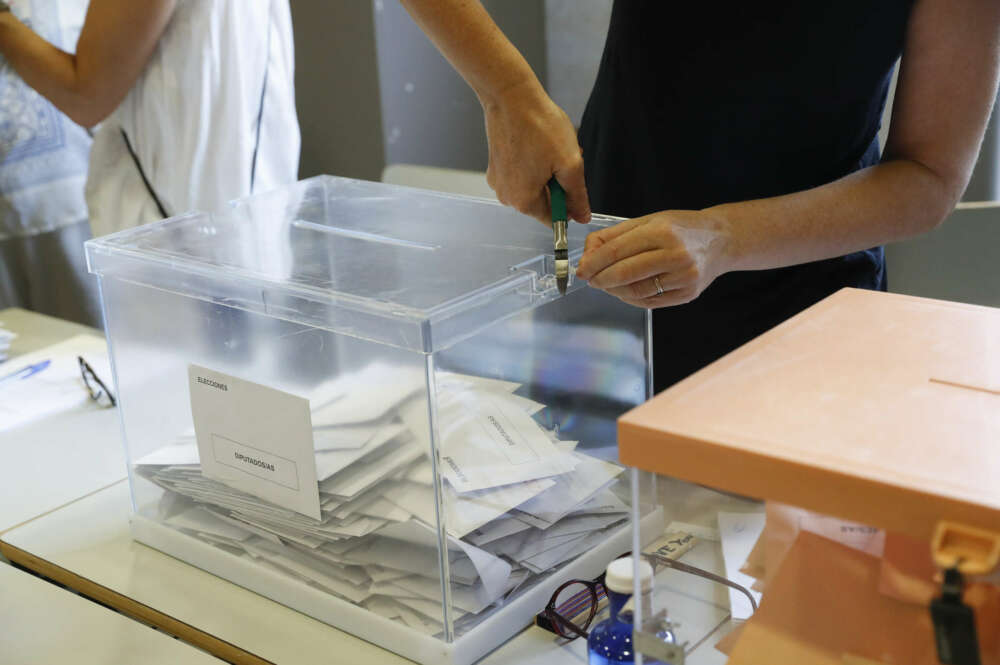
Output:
[1, 478, 746, 665]
[1, 561, 222, 664]
[0, 308, 125, 534]
[1, 307, 96, 357]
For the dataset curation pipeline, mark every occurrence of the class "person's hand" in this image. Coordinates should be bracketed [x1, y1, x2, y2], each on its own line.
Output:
[576, 210, 732, 309]
[481, 81, 591, 225]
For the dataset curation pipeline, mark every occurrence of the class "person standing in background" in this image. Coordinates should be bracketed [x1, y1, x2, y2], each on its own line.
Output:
[400, 0, 999, 393]
[0, 0, 98, 326]
[0, 0, 300, 240]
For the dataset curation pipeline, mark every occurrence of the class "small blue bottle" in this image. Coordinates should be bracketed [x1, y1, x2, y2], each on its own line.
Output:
[587, 557, 675, 665]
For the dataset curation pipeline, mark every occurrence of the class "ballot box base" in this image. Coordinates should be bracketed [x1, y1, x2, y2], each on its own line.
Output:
[132, 508, 663, 665]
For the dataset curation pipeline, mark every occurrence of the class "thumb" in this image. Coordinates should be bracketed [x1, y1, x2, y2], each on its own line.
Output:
[554, 153, 591, 224]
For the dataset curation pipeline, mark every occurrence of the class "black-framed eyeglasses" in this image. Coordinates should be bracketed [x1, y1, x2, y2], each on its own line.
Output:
[537, 551, 628, 641]
[539, 577, 607, 640]
[78, 355, 116, 408]
[537, 547, 758, 642]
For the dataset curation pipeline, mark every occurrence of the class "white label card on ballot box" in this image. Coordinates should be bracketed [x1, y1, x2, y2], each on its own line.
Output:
[188, 364, 321, 520]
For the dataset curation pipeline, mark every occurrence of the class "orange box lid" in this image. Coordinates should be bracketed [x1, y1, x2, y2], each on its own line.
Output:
[618, 288, 1000, 541]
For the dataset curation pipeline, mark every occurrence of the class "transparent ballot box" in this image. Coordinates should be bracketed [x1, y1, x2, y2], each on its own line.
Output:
[85, 176, 656, 665]
[620, 289, 1000, 665]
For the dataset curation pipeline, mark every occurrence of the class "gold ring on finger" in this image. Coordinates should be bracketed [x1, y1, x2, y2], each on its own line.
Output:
[653, 275, 664, 296]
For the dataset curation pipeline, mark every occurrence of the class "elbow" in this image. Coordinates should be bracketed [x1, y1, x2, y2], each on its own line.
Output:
[925, 175, 966, 232]
[61, 74, 123, 128]
[64, 96, 117, 129]
[900, 157, 966, 233]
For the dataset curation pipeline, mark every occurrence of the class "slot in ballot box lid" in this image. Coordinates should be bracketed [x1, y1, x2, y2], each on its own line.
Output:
[619, 288, 1000, 542]
[85, 175, 617, 352]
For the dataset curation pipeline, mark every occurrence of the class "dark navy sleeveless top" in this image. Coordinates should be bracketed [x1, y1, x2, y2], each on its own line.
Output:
[578, 1, 913, 392]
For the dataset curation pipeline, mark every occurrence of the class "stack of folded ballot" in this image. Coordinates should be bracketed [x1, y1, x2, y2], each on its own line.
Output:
[135, 363, 628, 637]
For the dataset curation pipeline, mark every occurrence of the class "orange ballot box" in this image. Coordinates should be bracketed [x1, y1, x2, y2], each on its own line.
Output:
[618, 289, 1000, 665]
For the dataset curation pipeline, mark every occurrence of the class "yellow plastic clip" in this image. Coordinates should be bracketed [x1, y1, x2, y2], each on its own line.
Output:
[931, 521, 1000, 576]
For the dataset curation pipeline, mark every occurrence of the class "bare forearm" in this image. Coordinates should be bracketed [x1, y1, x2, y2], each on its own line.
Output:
[398, 0, 542, 107]
[714, 158, 956, 272]
[719, 0, 999, 274]
[399, 0, 591, 222]
[0, 13, 95, 124]
[0, 0, 175, 128]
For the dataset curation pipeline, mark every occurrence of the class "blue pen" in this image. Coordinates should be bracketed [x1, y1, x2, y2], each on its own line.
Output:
[0, 359, 51, 384]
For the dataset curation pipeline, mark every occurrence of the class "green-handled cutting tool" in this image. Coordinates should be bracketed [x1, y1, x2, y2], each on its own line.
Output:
[549, 178, 569, 295]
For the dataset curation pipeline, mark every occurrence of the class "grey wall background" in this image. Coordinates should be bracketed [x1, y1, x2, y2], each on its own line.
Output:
[291, 1, 385, 181]
[544, 0, 612, 127]
[373, 0, 547, 172]
[965, 99, 1000, 200]
[886, 203, 1000, 307]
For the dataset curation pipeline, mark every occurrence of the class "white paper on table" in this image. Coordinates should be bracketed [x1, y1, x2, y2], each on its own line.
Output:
[513, 453, 624, 527]
[666, 521, 721, 543]
[716, 511, 766, 620]
[434, 391, 577, 493]
[0, 325, 15, 362]
[0, 335, 111, 432]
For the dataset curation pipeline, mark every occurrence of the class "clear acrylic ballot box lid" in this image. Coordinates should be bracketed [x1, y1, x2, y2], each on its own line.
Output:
[86, 175, 615, 352]
[86, 176, 655, 665]
[619, 289, 1000, 664]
